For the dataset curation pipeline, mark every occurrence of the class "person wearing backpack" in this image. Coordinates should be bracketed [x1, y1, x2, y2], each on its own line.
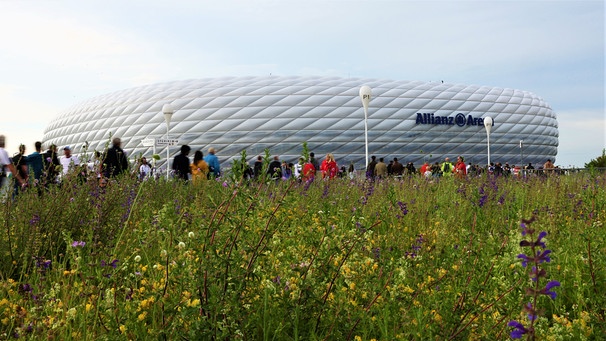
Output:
[441, 157, 454, 177]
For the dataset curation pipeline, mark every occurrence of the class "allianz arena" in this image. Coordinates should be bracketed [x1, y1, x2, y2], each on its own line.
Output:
[43, 76, 558, 170]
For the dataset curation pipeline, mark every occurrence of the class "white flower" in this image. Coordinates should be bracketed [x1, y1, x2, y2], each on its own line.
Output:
[178, 242, 186, 249]
[160, 250, 167, 258]
[188, 232, 195, 238]
[134, 255, 141, 262]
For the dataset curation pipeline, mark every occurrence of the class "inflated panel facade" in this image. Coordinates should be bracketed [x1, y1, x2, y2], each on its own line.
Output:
[43, 76, 558, 170]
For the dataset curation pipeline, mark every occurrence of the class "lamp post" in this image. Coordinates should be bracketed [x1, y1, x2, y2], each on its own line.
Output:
[359, 86, 372, 168]
[162, 103, 174, 180]
[484, 116, 493, 167]
[520, 140, 524, 166]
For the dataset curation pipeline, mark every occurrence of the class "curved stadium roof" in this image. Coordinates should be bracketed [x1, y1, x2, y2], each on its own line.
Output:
[43, 76, 558, 169]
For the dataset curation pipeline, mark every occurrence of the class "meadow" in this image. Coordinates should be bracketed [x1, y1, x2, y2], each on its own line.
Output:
[0, 169, 604, 340]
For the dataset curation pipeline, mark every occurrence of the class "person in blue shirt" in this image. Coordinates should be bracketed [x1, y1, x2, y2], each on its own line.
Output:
[27, 141, 44, 184]
[204, 147, 220, 178]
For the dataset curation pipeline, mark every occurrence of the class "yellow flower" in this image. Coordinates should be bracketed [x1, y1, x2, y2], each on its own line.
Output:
[119, 325, 127, 333]
[85, 303, 93, 312]
[138, 311, 147, 321]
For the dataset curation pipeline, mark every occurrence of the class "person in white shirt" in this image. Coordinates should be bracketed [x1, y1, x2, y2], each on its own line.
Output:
[0, 135, 26, 193]
[139, 157, 152, 180]
[60, 146, 80, 176]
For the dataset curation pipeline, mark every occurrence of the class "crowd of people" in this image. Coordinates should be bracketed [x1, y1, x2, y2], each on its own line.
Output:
[0, 133, 562, 199]
[0, 136, 130, 198]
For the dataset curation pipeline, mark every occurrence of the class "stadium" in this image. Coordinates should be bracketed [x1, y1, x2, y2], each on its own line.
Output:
[42, 76, 558, 170]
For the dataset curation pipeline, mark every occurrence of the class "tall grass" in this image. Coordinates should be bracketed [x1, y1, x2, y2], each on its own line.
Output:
[0, 172, 604, 340]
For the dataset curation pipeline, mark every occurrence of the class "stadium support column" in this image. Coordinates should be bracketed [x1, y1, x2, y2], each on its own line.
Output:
[162, 103, 174, 180]
[484, 116, 493, 167]
[359, 86, 372, 169]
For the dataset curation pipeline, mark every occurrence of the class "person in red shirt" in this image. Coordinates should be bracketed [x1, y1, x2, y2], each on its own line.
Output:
[320, 153, 338, 179]
[454, 155, 467, 178]
[302, 160, 316, 182]
[419, 162, 430, 176]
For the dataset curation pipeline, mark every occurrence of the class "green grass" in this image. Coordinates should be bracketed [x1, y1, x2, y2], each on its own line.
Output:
[0, 172, 604, 340]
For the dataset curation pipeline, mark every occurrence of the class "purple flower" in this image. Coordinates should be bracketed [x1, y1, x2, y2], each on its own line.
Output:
[21, 283, 33, 293]
[520, 222, 529, 236]
[540, 280, 561, 299]
[536, 249, 551, 264]
[517, 254, 529, 267]
[109, 259, 119, 268]
[508, 320, 527, 339]
[520, 231, 547, 248]
[29, 214, 40, 226]
[523, 302, 538, 321]
[71, 241, 86, 247]
[478, 195, 488, 207]
[396, 201, 408, 218]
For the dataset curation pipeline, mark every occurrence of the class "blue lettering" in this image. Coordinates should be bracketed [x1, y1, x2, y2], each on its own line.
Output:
[467, 115, 474, 125]
[416, 113, 425, 124]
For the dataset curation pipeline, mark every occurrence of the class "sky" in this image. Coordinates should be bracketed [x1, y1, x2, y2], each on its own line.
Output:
[1, 0, 604, 168]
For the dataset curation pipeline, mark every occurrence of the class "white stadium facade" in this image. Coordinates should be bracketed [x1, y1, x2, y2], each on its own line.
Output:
[43, 76, 558, 170]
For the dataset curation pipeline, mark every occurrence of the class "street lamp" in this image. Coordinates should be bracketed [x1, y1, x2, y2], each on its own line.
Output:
[359, 86, 372, 168]
[484, 116, 493, 167]
[162, 103, 174, 180]
[520, 140, 524, 166]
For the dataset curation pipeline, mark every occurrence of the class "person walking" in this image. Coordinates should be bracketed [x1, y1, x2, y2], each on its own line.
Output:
[440, 157, 454, 177]
[0, 136, 26, 195]
[253, 155, 263, 179]
[320, 153, 338, 179]
[102, 137, 129, 178]
[391, 157, 404, 177]
[375, 157, 387, 178]
[366, 155, 377, 179]
[139, 157, 152, 180]
[302, 159, 316, 182]
[204, 147, 220, 178]
[454, 156, 467, 178]
[27, 141, 44, 185]
[172, 145, 191, 181]
[60, 146, 80, 177]
[12, 144, 29, 197]
[190, 150, 209, 183]
[42, 144, 61, 186]
[267, 156, 282, 180]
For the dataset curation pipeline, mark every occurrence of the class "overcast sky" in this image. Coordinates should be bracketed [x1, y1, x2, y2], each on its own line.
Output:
[1, 0, 604, 167]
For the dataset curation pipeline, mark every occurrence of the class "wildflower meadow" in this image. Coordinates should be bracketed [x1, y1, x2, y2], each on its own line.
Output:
[0, 167, 604, 340]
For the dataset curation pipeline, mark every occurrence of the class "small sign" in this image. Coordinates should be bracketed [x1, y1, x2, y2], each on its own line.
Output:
[141, 138, 156, 147]
[155, 138, 180, 146]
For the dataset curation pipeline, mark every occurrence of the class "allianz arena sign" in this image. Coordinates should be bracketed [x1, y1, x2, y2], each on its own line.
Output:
[416, 113, 491, 127]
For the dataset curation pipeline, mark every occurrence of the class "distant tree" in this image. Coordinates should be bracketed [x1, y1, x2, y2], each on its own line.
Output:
[585, 149, 606, 168]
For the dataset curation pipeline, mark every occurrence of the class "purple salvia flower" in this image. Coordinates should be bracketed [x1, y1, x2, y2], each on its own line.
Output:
[507, 320, 527, 339]
[517, 254, 529, 267]
[540, 280, 561, 299]
[519, 222, 528, 236]
[536, 249, 551, 264]
[524, 302, 538, 321]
